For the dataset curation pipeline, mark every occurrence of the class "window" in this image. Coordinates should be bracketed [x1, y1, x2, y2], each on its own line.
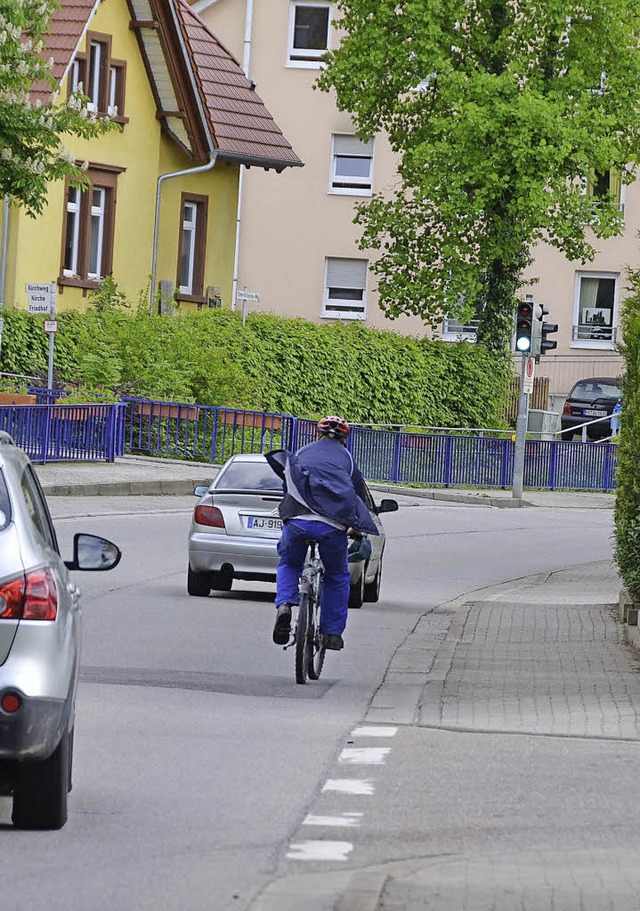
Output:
[20, 466, 59, 552]
[288, 2, 331, 66]
[586, 169, 623, 210]
[442, 316, 479, 341]
[177, 194, 208, 299]
[71, 34, 126, 119]
[61, 166, 120, 286]
[323, 258, 367, 320]
[330, 135, 374, 194]
[573, 273, 618, 345]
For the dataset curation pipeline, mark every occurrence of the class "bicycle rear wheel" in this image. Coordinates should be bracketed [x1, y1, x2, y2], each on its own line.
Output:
[307, 579, 325, 680]
[295, 594, 310, 684]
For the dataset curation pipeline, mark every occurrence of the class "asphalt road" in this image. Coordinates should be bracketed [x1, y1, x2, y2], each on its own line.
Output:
[0, 494, 615, 911]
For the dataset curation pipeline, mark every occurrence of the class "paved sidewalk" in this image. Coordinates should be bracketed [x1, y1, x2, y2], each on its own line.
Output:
[32, 454, 616, 508]
[249, 560, 639, 911]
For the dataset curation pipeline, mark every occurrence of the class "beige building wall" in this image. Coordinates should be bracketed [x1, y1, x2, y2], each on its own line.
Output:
[195, 0, 634, 394]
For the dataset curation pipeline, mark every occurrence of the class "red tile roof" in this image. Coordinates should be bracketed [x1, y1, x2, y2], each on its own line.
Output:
[32, 0, 302, 171]
[176, 2, 302, 170]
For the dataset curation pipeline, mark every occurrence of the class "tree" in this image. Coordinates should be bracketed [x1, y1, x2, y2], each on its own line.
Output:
[318, 0, 640, 354]
[0, 0, 116, 216]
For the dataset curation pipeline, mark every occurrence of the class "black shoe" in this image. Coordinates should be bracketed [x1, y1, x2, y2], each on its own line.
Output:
[322, 634, 344, 651]
[273, 604, 292, 645]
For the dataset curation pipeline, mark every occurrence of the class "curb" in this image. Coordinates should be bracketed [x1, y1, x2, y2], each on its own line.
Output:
[41, 478, 212, 497]
[370, 484, 527, 508]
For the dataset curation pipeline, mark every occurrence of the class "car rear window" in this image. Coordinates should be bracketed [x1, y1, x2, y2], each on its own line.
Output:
[0, 469, 10, 530]
[215, 461, 283, 491]
[570, 381, 620, 402]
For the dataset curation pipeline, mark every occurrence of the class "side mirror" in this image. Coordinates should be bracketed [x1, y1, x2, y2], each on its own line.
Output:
[193, 485, 209, 497]
[377, 498, 399, 514]
[65, 533, 122, 571]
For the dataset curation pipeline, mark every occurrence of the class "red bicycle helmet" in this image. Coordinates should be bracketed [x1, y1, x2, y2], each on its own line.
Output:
[317, 415, 350, 441]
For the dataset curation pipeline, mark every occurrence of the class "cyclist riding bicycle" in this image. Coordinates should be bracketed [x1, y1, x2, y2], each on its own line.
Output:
[266, 416, 378, 651]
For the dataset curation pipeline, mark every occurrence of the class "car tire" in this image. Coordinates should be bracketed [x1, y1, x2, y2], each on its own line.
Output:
[363, 561, 382, 603]
[348, 567, 365, 609]
[560, 428, 574, 441]
[12, 728, 70, 830]
[187, 565, 211, 597]
[210, 571, 233, 592]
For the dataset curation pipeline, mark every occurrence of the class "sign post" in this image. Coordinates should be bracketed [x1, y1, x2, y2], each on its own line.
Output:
[27, 282, 56, 390]
[512, 354, 533, 499]
[236, 287, 260, 327]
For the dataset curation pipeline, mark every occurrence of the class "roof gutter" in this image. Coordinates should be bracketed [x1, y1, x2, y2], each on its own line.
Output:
[150, 0, 219, 314]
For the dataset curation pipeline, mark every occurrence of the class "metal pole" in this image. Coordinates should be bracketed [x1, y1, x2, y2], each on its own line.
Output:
[47, 281, 56, 391]
[512, 354, 529, 499]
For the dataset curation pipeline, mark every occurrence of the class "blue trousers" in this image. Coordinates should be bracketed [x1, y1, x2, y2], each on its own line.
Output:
[275, 519, 350, 636]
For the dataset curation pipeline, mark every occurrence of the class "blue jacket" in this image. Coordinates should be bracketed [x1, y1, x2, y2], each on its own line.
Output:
[266, 438, 379, 535]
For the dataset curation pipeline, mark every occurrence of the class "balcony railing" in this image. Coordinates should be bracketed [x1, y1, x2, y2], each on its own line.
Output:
[572, 323, 617, 343]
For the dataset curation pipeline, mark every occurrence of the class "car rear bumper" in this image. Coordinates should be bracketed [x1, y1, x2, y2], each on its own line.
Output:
[0, 691, 69, 760]
[189, 532, 280, 575]
[561, 414, 611, 437]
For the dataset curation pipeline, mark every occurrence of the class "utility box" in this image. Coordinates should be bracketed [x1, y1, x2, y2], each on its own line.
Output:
[528, 409, 560, 440]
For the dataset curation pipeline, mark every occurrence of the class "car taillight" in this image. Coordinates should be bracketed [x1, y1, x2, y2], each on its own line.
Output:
[0, 568, 58, 621]
[194, 505, 225, 528]
[562, 402, 571, 414]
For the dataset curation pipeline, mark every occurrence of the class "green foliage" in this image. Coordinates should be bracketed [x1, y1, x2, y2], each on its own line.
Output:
[615, 268, 640, 599]
[318, 0, 640, 353]
[0, 0, 117, 215]
[0, 304, 509, 427]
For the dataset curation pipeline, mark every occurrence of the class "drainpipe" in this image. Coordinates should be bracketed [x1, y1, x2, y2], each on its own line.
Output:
[231, 0, 254, 312]
[0, 196, 9, 356]
[150, 0, 219, 313]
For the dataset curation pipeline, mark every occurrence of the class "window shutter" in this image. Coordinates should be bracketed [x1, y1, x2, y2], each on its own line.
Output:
[333, 135, 373, 157]
[326, 258, 367, 289]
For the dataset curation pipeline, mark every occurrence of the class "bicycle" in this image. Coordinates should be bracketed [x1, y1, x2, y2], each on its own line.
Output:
[284, 539, 326, 685]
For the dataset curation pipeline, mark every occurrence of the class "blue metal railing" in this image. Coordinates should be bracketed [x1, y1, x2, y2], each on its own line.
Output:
[0, 403, 126, 463]
[0, 394, 620, 489]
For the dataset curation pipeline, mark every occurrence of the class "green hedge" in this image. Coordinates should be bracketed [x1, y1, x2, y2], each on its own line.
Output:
[0, 305, 509, 428]
[615, 272, 640, 600]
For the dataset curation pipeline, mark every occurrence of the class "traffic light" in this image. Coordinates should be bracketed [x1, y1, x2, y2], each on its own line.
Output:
[539, 305, 558, 357]
[515, 300, 534, 353]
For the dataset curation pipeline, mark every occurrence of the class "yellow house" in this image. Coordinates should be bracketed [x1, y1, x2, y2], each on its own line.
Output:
[0, 0, 301, 317]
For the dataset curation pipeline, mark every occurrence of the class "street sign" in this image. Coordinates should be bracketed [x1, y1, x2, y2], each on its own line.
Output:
[236, 289, 260, 302]
[43, 319, 58, 334]
[26, 282, 53, 314]
[523, 356, 535, 394]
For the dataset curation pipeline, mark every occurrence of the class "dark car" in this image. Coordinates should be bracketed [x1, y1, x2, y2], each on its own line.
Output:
[560, 377, 622, 441]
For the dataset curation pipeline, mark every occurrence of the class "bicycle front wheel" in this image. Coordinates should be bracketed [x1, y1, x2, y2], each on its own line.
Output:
[295, 594, 310, 684]
[306, 579, 325, 680]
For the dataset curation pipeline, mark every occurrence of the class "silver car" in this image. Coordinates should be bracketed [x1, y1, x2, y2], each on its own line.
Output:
[187, 452, 398, 607]
[0, 432, 120, 829]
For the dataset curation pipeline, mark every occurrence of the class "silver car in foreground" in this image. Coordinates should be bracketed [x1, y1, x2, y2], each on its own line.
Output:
[0, 432, 120, 829]
[187, 453, 398, 608]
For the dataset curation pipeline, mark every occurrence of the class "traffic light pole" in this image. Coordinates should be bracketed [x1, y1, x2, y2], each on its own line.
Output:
[512, 353, 529, 499]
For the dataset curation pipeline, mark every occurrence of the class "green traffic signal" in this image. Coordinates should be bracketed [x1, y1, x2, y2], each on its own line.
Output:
[515, 301, 533, 352]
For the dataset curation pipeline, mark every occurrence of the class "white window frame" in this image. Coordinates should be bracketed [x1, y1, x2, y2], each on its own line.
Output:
[179, 202, 198, 295]
[287, 1, 332, 68]
[322, 257, 367, 321]
[572, 271, 619, 350]
[87, 40, 102, 112]
[88, 187, 106, 280]
[63, 187, 80, 277]
[108, 65, 118, 116]
[330, 135, 374, 195]
[441, 316, 479, 342]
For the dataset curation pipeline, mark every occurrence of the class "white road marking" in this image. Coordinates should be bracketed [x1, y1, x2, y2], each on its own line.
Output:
[351, 725, 398, 738]
[322, 779, 375, 795]
[339, 747, 391, 765]
[287, 841, 353, 862]
[302, 813, 363, 828]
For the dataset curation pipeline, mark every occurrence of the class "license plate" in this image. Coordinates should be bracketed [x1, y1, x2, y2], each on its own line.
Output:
[584, 409, 606, 417]
[246, 516, 282, 532]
